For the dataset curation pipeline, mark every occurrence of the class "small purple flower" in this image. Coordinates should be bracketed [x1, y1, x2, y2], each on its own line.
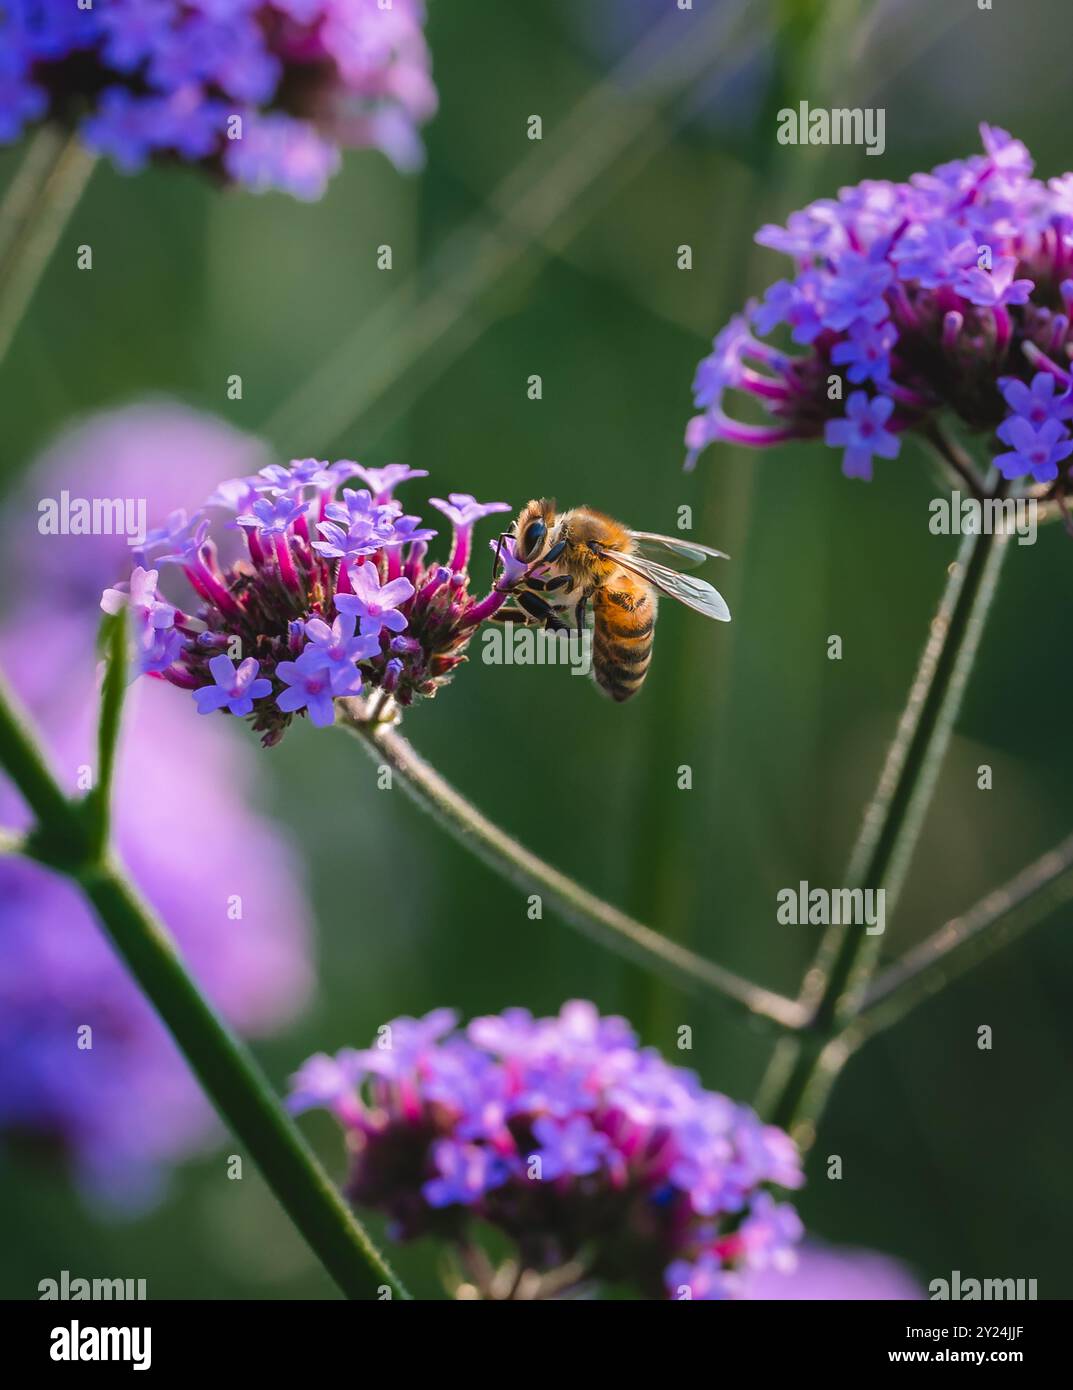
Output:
[830, 320, 897, 386]
[755, 204, 846, 259]
[956, 255, 1034, 309]
[994, 416, 1073, 483]
[998, 371, 1073, 428]
[424, 1140, 510, 1209]
[81, 86, 158, 173]
[691, 313, 769, 408]
[891, 222, 977, 288]
[237, 494, 307, 537]
[753, 276, 824, 345]
[288, 1051, 367, 1125]
[980, 123, 1033, 178]
[386, 513, 438, 547]
[274, 648, 340, 727]
[100, 565, 176, 650]
[737, 1191, 805, 1271]
[429, 493, 511, 571]
[349, 463, 429, 500]
[820, 251, 894, 333]
[221, 110, 341, 202]
[324, 488, 380, 526]
[150, 511, 211, 565]
[530, 1114, 611, 1180]
[193, 654, 272, 717]
[302, 613, 380, 692]
[428, 493, 512, 532]
[312, 517, 383, 562]
[824, 392, 900, 480]
[140, 625, 187, 677]
[335, 563, 414, 637]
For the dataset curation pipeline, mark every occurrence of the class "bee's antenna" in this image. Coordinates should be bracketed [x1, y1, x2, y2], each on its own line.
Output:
[492, 530, 509, 582]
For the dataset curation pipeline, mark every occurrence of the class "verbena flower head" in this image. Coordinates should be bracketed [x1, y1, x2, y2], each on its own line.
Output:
[686, 125, 1073, 489]
[103, 458, 517, 743]
[1, 0, 436, 199]
[289, 1001, 804, 1300]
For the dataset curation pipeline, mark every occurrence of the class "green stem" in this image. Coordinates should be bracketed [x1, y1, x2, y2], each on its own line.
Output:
[0, 674, 409, 1301]
[77, 861, 408, 1300]
[859, 829, 1073, 1037]
[0, 673, 83, 844]
[758, 511, 1011, 1141]
[86, 612, 127, 857]
[337, 701, 806, 1034]
[0, 125, 96, 369]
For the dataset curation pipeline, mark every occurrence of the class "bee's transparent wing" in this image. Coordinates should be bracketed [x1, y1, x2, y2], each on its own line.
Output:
[609, 550, 731, 622]
[628, 530, 729, 568]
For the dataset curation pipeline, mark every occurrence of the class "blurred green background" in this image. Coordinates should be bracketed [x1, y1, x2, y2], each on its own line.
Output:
[1, 0, 1071, 1298]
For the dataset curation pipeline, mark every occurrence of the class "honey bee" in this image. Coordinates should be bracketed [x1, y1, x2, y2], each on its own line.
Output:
[494, 499, 731, 702]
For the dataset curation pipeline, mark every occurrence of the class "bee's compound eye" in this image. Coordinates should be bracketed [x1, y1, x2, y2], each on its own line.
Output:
[521, 519, 546, 561]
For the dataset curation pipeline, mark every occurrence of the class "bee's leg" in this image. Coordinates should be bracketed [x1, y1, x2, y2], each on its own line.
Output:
[516, 590, 569, 631]
[487, 606, 526, 623]
[574, 591, 590, 632]
[543, 539, 567, 564]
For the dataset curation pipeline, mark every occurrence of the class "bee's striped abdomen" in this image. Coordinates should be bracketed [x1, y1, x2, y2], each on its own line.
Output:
[592, 581, 656, 702]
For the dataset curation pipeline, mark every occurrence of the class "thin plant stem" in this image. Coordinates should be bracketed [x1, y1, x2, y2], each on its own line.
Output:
[0, 671, 409, 1301]
[336, 700, 806, 1034]
[77, 862, 410, 1300]
[923, 422, 987, 498]
[859, 830, 1073, 1037]
[0, 125, 96, 369]
[757, 508, 1011, 1141]
[86, 613, 127, 857]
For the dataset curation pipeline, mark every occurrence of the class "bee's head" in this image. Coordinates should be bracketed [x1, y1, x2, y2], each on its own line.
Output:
[513, 497, 558, 565]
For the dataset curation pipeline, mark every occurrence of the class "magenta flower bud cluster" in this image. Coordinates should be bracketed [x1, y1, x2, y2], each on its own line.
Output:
[101, 459, 513, 744]
[1, 0, 436, 200]
[686, 124, 1073, 487]
[288, 1002, 805, 1299]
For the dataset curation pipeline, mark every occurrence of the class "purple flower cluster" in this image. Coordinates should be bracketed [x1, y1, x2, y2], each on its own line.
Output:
[1, 0, 436, 199]
[289, 1002, 804, 1300]
[687, 125, 1073, 487]
[0, 403, 313, 1205]
[103, 459, 514, 743]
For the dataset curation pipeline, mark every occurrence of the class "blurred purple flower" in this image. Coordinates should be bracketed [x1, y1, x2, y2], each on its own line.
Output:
[289, 1001, 804, 1300]
[0, 403, 313, 1207]
[3, 0, 437, 199]
[744, 1242, 924, 1301]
